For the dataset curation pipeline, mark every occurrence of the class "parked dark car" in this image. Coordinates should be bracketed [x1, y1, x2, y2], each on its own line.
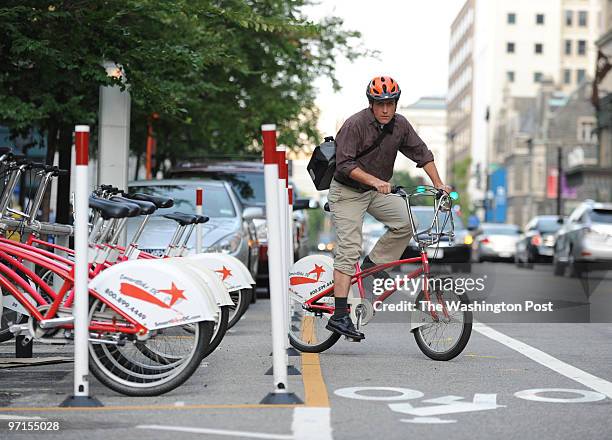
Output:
[401, 207, 473, 273]
[515, 215, 563, 268]
[168, 161, 315, 291]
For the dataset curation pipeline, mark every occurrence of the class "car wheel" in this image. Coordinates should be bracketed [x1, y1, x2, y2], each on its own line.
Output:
[553, 254, 565, 276]
[568, 251, 584, 278]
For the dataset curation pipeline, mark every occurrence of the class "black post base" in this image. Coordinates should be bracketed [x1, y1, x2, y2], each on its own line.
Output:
[260, 391, 303, 405]
[265, 365, 301, 376]
[59, 395, 104, 408]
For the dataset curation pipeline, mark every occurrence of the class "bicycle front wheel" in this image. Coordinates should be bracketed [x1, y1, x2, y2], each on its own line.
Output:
[412, 288, 472, 361]
[288, 293, 340, 353]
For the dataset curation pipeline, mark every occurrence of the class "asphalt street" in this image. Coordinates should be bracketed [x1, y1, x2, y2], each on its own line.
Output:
[0, 262, 611, 440]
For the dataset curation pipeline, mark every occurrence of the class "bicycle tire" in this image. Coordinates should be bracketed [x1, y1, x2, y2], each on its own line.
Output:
[413, 289, 472, 361]
[87, 299, 214, 396]
[227, 289, 250, 330]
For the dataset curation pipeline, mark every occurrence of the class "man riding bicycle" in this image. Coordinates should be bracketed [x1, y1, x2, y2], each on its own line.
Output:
[326, 75, 451, 340]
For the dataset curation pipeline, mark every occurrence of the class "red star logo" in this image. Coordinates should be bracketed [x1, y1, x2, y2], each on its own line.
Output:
[215, 266, 233, 281]
[308, 264, 325, 282]
[159, 282, 187, 307]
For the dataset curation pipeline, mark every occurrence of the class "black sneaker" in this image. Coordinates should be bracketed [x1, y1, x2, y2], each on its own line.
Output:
[326, 315, 365, 340]
[361, 255, 391, 282]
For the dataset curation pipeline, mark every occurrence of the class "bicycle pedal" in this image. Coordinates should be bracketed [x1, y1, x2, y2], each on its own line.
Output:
[344, 336, 363, 342]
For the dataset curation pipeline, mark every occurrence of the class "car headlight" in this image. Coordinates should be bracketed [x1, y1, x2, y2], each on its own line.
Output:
[256, 223, 267, 242]
[208, 233, 243, 254]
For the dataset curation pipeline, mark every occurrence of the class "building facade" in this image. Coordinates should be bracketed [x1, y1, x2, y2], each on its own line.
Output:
[397, 96, 448, 183]
[448, 0, 602, 218]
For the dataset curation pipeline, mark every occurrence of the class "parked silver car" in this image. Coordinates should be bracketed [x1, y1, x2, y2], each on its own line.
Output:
[126, 179, 262, 278]
[472, 223, 521, 262]
[553, 200, 612, 277]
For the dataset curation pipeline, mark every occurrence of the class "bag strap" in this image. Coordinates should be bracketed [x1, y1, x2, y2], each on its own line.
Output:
[355, 121, 393, 160]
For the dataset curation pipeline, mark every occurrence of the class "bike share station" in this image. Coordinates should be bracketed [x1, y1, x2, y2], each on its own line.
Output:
[0, 64, 316, 413]
[0, 119, 318, 410]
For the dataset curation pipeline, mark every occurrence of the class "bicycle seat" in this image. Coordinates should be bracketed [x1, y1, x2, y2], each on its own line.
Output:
[89, 197, 131, 220]
[125, 192, 174, 209]
[163, 212, 210, 226]
[110, 196, 156, 215]
[106, 197, 142, 218]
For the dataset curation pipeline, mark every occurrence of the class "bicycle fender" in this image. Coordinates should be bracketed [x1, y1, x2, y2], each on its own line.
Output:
[187, 253, 255, 291]
[289, 254, 335, 303]
[166, 258, 234, 307]
[88, 259, 217, 331]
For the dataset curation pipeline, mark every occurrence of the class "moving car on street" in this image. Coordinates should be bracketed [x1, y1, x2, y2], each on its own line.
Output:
[515, 215, 564, 268]
[553, 200, 612, 277]
[471, 223, 521, 262]
[401, 207, 473, 273]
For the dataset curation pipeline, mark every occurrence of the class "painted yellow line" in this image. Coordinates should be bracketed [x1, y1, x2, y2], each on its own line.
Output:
[0, 403, 300, 413]
[300, 316, 330, 407]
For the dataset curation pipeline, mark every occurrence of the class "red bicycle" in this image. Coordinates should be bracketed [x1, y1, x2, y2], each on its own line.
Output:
[288, 186, 473, 360]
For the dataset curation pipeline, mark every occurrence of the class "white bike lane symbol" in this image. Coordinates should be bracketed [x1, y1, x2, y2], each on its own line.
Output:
[334, 387, 505, 424]
[334, 386, 606, 424]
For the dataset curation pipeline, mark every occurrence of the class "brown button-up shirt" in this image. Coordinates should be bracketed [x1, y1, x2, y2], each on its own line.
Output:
[334, 108, 434, 183]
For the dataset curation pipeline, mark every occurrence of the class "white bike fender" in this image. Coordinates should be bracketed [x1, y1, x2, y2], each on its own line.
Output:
[166, 258, 234, 307]
[89, 259, 217, 330]
[187, 253, 254, 291]
[288, 254, 335, 302]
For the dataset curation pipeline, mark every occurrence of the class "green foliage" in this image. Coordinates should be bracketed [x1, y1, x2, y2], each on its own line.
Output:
[451, 157, 472, 219]
[0, 1, 368, 170]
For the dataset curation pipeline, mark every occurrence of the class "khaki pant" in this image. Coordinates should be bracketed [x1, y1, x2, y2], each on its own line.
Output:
[327, 179, 416, 276]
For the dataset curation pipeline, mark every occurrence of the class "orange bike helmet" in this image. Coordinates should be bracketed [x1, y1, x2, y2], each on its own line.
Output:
[366, 76, 401, 102]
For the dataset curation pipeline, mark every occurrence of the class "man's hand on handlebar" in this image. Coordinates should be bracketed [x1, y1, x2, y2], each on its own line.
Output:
[370, 178, 391, 194]
[434, 183, 453, 194]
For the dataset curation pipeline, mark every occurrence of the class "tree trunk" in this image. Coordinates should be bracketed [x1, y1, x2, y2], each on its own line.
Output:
[40, 124, 59, 223]
[55, 125, 73, 225]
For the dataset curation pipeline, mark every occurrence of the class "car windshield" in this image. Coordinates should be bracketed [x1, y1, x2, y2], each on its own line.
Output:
[590, 209, 612, 224]
[482, 225, 519, 236]
[129, 184, 236, 218]
[536, 218, 562, 233]
[411, 209, 464, 232]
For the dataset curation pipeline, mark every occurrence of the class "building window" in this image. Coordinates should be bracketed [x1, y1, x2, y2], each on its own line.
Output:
[565, 10, 573, 26]
[507, 71, 515, 82]
[536, 14, 545, 24]
[535, 43, 543, 54]
[577, 69, 586, 83]
[564, 69, 572, 84]
[565, 40, 572, 55]
[534, 72, 543, 83]
[578, 119, 596, 142]
[507, 42, 515, 53]
[578, 11, 588, 26]
[577, 40, 587, 55]
[507, 13, 516, 24]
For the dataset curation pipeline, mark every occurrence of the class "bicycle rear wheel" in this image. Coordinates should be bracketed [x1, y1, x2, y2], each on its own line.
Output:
[288, 293, 340, 353]
[413, 288, 472, 361]
[87, 299, 213, 396]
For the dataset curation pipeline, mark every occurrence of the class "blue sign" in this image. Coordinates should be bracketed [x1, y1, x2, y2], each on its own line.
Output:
[486, 167, 507, 223]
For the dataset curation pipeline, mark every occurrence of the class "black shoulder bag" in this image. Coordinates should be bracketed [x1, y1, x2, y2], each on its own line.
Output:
[307, 125, 391, 191]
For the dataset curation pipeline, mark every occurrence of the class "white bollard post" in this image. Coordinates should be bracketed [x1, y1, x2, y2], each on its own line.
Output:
[195, 187, 203, 254]
[276, 149, 289, 352]
[260, 124, 301, 404]
[61, 126, 102, 407]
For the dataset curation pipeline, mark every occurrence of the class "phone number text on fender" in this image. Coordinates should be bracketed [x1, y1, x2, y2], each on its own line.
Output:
[8, 421, 60, 431]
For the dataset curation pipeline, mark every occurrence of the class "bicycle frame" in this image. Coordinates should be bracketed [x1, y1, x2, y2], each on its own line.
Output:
[301, 186, 458, 322]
